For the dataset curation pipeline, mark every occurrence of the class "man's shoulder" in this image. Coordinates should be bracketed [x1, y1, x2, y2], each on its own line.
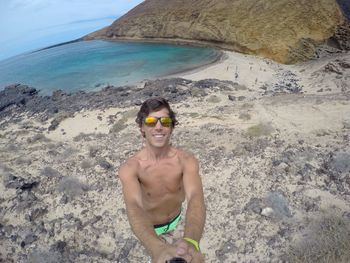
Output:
[119, 154, 141, 173]
[175, 148, 198, 163]
[175, 148, 199, 175]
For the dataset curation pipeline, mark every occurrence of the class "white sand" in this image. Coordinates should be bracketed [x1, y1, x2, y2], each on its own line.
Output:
[181, 51, 280, 88]
[181, 50, 348, 95]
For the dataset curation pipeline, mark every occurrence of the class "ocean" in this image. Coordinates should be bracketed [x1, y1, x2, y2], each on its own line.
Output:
[0, 40, 219, 95]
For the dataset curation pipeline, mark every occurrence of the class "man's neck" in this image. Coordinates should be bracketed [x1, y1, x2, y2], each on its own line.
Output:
[144, 143, 172, 161]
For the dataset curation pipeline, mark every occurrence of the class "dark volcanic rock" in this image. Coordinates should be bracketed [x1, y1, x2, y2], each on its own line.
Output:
[264, 191, 292, 219]
[144, 78, 192, 90]
[325, 62, 344, 74]
[0, 84, 38, 112]
[21, 233, 38, 247]
[51, 90, 67, 101]
[97, 158, 113, 170]
[194, 79, 234, 90]
[244, 197, 263, 214]
[228, 95, 236, 101]
[266, 71, 303, 95]
[332, 19, 350, 51]
[0, 78, 238, 122]
[27, 207, 49, 222]
[215, 239, 237, 261]
[117, 238, 137, 263]
[3, 174, 39, 191]
[57, 177, 88, 199]
[3, 174, 25, 189]
[330, 150, 350, 173]
[28, 241, 67, 263]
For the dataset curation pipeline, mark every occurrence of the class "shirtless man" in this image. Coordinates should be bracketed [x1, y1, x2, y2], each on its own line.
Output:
[118, 97, 206, 263]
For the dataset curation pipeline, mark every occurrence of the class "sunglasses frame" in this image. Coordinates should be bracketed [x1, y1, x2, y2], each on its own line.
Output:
[144, 116, 173, 127]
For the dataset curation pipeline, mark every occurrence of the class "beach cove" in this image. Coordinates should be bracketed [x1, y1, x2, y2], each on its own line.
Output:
[0, 40, 221, 95]
[1, 45, 350, 262]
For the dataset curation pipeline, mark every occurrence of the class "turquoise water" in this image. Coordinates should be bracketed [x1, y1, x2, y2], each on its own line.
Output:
[0, 40, 219, 95]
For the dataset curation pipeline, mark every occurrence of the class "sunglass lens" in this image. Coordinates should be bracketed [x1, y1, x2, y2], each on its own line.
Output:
[144, 117, 157, 126]
[160, 117, 172, 127]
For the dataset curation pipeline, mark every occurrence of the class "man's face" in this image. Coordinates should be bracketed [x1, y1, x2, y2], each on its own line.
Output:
[141, 107, 173, 148]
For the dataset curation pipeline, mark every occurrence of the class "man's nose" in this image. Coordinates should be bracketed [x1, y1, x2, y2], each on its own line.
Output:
[155, 120, 163, 129]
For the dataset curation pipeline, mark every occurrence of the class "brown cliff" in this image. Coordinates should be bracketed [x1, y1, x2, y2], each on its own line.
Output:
[84, 0, 346, 64]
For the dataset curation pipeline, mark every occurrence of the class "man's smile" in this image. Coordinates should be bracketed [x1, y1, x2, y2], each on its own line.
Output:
[153, 134, 166, 138]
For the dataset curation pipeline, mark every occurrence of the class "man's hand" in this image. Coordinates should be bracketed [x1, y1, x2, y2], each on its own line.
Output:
[175, 239, 204, 263]
[152, 243, 193, 263]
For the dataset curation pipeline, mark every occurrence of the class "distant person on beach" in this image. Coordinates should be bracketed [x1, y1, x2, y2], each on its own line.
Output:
[118, 97, 206, 263]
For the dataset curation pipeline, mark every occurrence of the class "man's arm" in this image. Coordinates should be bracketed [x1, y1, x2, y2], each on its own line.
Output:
[182, 153, 206, 244]
[118, 160, 185, 263]
[174, 153, 205, 262]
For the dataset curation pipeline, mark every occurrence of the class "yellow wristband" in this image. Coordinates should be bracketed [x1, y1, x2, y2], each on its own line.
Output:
[183, 237, 200, 251]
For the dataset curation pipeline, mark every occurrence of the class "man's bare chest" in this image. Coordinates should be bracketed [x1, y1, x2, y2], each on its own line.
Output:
[138, 160, 183, 186]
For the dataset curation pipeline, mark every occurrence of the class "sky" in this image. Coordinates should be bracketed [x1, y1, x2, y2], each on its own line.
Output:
[0, 0, 144, 61]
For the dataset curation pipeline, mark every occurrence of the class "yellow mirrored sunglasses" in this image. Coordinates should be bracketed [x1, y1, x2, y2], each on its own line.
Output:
[144, 116, 173, 127]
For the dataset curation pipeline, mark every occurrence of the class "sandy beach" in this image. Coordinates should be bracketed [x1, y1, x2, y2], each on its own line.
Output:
[1, 48, 350, 262]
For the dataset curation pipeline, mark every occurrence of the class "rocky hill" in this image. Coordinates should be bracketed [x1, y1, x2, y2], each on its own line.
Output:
[84, 0, 347, 64]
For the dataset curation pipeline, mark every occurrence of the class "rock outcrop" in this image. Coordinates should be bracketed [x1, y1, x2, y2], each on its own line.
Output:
[84, 0, 345, 64]
[331, 20, 350, 51]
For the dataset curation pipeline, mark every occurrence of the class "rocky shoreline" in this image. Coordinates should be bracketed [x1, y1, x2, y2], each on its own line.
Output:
[1, 48, 350, 262]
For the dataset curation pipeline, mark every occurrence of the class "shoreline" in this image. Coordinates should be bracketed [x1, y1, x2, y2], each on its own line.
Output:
[157, 48, 226, 81]
[164, 49, 228, 79]
[83, 36, 249, 55]
[0, 40, 226, 95]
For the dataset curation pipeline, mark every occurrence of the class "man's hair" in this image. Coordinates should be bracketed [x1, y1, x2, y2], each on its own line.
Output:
[136, 97, 178, 128]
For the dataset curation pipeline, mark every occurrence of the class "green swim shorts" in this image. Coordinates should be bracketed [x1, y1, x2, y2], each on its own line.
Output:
[154, 212, 182, 236]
